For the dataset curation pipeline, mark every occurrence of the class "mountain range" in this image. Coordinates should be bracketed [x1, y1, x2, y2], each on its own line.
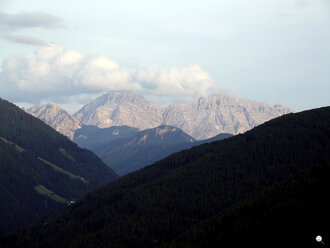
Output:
[0, 98, 118, 234]
[2, 106, 329, 248]
[26, 90, 291, 140]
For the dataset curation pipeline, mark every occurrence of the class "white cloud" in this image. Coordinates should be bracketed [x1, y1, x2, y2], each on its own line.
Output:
[0, 44, 217, 105]
[135, 65, 216, 98]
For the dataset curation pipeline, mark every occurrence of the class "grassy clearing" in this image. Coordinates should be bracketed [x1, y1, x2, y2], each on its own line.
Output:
[38, 157, 88, 184]
[0, 136, 25, 152]
[34, 184, 69, 204]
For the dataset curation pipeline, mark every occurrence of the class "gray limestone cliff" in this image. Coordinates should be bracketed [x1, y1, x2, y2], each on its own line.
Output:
[26, 103, 82, 140]
[73, 91, 291, 140]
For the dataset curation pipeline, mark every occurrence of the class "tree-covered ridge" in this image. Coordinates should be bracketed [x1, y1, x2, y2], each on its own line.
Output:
[0, 138, 69, 234]
[164, 160, 330, 248]
[1, 106, 330, 248]
[0, 98, 118, 188]
[0, 98, 118, 234]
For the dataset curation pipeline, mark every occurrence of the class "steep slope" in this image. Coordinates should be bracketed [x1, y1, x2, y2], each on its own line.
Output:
[26, 103, 82, 140]
[0, 98, 118, 234]
[2, 106, 329, 248]
[73, 90, 290, 139]
[97, 125, 196, 175]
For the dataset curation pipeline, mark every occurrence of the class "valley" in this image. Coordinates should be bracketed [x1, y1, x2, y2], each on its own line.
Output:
[0, 2, 328, 247]
[1, 105, 329, 247]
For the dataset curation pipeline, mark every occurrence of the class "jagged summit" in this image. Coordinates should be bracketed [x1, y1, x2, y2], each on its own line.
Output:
[73, 91, 291, 139]
[73, 91, 164, 130]
[26, 91, 290, 140]
[163, 93, 290, 138]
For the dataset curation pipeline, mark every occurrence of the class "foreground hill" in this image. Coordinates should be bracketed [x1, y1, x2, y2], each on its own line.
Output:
[1, 106, 329, 248]
[74, 90, 290, 139]
[164, 161, 330, 248]
[0, 98, 118, 234]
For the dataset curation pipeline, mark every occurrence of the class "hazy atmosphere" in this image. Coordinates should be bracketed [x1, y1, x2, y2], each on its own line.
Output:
[1, 0, 329, 113]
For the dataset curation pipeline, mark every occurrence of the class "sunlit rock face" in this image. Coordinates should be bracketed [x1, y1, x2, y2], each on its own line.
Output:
[26, 103, 82, 140]
[74, 91, 291, 140]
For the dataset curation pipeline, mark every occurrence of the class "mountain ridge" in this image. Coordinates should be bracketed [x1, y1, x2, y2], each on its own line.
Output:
[25, 91, 290, 140]
[75, 125, 198, 175]
[74, 90, 291, 139]
[74, 125, 233, 176]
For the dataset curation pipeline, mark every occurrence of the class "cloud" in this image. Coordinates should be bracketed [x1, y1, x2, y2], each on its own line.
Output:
[1, 33, 48, 46]
[0, 11, 64, 46]
[0, 45, 217, 105]
[134, 65, 216, 98]
[0, 11, 64, 30]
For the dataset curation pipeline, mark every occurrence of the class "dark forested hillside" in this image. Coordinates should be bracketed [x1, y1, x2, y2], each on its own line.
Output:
[0, 98, 118, 234]
[1, 106, 330, 248]
[164, 160, 330, 248]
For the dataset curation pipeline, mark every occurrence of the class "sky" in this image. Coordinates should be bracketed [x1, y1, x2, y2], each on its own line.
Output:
[0, 0, 329, 113]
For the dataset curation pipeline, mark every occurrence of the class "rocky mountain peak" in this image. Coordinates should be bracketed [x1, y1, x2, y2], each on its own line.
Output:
[28, 91, 291, 140]
[74, 91, 164, 130]
[26, 104, 81, 140]
[72, 90, 291, 140]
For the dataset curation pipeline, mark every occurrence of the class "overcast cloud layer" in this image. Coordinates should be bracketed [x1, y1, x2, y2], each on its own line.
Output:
[0, 44, 217, 105]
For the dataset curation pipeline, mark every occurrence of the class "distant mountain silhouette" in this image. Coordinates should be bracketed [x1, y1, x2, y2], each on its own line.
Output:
[75, 125, 232, 175]
[74, 125, 140, 152]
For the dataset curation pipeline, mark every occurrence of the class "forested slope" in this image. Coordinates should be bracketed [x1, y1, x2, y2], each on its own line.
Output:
[0, 98, 118, 234]
[164, 160, 330, 248]
[1, 106, 329, 248]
